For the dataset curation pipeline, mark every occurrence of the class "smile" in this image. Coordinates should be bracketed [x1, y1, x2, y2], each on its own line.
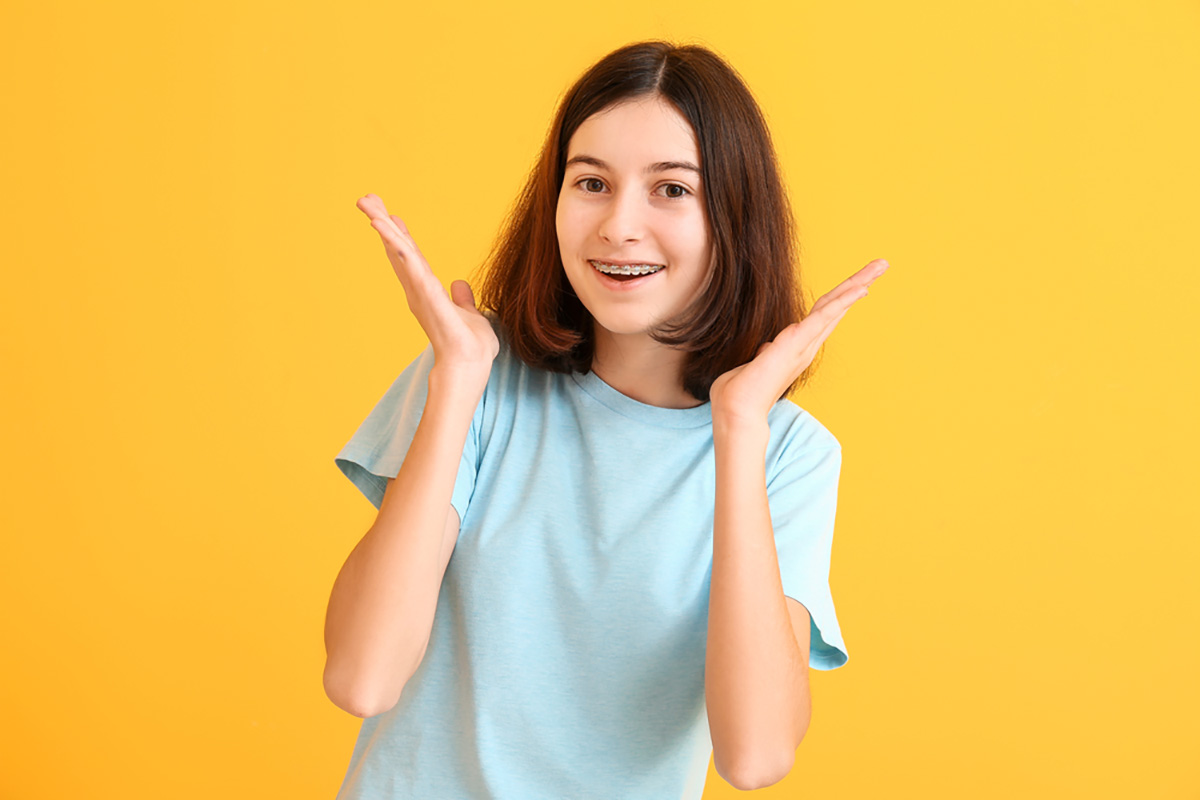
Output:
[588, 260, 665, 276]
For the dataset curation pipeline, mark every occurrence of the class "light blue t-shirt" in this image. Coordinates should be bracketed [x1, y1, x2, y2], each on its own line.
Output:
[332, 317, 848, 800]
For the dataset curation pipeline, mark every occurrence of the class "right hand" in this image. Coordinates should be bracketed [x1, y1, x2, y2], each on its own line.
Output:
[356, 194, 499, 381]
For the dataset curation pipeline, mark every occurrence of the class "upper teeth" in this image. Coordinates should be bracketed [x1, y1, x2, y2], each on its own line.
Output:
[589, 260, 664, 276]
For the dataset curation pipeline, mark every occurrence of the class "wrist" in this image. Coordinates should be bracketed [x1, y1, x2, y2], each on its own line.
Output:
[427, 362, 490, 406]
[712, 411, 770, 450]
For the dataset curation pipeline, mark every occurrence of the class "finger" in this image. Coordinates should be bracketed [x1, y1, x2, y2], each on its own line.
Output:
[358, 195, 403, 241]
[367, 217, 436, 300]
[368, 215, 415, 262]
[770, 264, 879, 385]
[810, 259, 889, 314]
[848, 258, 889, 288]
[814, 303, 854, 346]
[804, 284, 869, 333]
[798, 301, 858, 368]
[770, 289, 862, 374]
[389, 215, 426, 257]
[390, 214, 413, 238]
[356, 193, 391, 222]
[450, 280, 481, 312]
[357, 195, 413, 245]
[362, 205, 425, 272]
[814, 289, 863, 340]
[762, 306, 854, 392]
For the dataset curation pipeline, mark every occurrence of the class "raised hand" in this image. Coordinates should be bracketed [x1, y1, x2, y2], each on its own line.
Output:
[356, 194, 499, 385]
[709, 258, 891, 427]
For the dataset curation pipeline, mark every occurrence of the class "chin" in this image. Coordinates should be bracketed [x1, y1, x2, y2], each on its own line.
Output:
[588, 312, 661, 339]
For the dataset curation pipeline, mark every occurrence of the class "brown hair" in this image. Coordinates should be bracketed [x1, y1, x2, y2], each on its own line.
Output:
[474, 40, 822, 403]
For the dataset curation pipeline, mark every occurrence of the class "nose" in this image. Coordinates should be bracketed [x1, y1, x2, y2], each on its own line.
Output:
[597, 187, 644, 245]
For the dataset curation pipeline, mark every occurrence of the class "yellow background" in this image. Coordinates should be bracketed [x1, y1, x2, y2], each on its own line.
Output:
[3, 0, 1197, 797]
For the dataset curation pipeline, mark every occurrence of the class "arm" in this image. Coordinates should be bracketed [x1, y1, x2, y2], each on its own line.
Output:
[324, 194, 498, 718]
[323, 368, 483, 718]
[706, 417, 811, 790]
[705, 257, 889, 787]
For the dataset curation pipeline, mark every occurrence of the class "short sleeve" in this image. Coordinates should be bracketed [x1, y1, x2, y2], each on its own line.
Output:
[767, 443, 849, 671]
[334, 343, 481, 522]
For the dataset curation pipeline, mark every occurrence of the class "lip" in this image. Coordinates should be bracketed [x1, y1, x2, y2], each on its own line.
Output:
[588, 258, 665, 267]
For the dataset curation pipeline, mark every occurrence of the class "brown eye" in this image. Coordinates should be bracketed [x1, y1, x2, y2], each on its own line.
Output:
[581, 178, 605, 193]
[661, 184, 690, 199]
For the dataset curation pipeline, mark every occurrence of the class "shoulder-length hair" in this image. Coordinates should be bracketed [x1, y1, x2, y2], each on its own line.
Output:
[475, 39, 822, 403]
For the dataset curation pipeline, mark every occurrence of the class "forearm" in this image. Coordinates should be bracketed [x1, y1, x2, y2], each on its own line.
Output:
[323, 366, 484, 716]
[706, 417, 809, 788]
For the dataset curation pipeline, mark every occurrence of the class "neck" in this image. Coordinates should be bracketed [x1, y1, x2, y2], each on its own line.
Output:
[590, 326, 704, 409]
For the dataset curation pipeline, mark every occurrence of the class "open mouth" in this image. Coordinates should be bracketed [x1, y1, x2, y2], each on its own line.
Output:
[588, 260, 665, 283]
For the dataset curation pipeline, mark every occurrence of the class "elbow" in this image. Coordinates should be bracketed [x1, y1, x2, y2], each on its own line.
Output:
[716, 749, 795, 792]
[322, 661, 402, 719]
[322, 639, 428, 718]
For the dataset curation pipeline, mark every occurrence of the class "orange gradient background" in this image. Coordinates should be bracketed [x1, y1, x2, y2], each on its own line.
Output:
[2, 1, 1197, 797]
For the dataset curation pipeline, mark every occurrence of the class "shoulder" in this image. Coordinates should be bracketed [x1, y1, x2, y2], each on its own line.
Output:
[767, 398, 841, 454]
[473, 309, 557, 413]
[764, 399, 841, 487]
[478, 309, 532, 386]
[479, 309, 571, 390]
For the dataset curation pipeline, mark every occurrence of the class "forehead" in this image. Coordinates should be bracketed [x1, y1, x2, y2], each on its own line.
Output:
[566, 96, 700, 166]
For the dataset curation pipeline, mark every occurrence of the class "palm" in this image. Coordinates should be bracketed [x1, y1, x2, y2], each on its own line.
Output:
[710, 259, 890, 421]
[356, 194, 499, 372]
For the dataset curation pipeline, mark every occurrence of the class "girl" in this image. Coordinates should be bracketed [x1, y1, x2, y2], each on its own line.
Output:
[324, 40, 889, 799]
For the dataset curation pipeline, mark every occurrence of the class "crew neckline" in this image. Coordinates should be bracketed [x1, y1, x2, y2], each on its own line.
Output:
[570, 369, 713, 429]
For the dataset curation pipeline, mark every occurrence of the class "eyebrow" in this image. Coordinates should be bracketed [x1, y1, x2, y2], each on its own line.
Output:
[564, 154, 701, 175]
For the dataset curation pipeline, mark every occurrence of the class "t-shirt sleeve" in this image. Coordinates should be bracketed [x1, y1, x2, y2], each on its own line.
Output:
[767, 442, 849, 671]
[333, 343, 481, 522]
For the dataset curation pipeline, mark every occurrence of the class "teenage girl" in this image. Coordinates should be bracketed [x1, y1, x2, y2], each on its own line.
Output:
[324, 40, 889, 799]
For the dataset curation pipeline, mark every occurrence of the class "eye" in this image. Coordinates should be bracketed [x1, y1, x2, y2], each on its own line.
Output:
[574, 178, 692, 199]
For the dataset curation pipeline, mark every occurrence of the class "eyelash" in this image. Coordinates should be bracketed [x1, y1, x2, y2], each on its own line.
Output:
[575, 178, 692, 200]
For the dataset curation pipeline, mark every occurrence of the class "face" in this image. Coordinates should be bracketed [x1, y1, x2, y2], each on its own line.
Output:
[556, 95, 714, 345]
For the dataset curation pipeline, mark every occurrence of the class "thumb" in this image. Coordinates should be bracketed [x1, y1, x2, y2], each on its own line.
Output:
[450, 280, 480, 312]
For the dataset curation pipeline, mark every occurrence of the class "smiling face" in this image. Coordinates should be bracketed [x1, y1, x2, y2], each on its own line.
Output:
[556, 94, 714, 349]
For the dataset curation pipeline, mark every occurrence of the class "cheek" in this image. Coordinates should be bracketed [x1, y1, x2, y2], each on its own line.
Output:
[556, 200, 581, 249]
[555, 197, 566, 245]
[678, 216, 711, 259]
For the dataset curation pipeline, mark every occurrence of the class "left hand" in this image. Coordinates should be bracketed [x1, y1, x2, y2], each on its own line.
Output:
[709, 258, 891, 426]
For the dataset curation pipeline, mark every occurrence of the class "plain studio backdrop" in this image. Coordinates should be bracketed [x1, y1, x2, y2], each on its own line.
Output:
[2, 1, 1197, 798]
